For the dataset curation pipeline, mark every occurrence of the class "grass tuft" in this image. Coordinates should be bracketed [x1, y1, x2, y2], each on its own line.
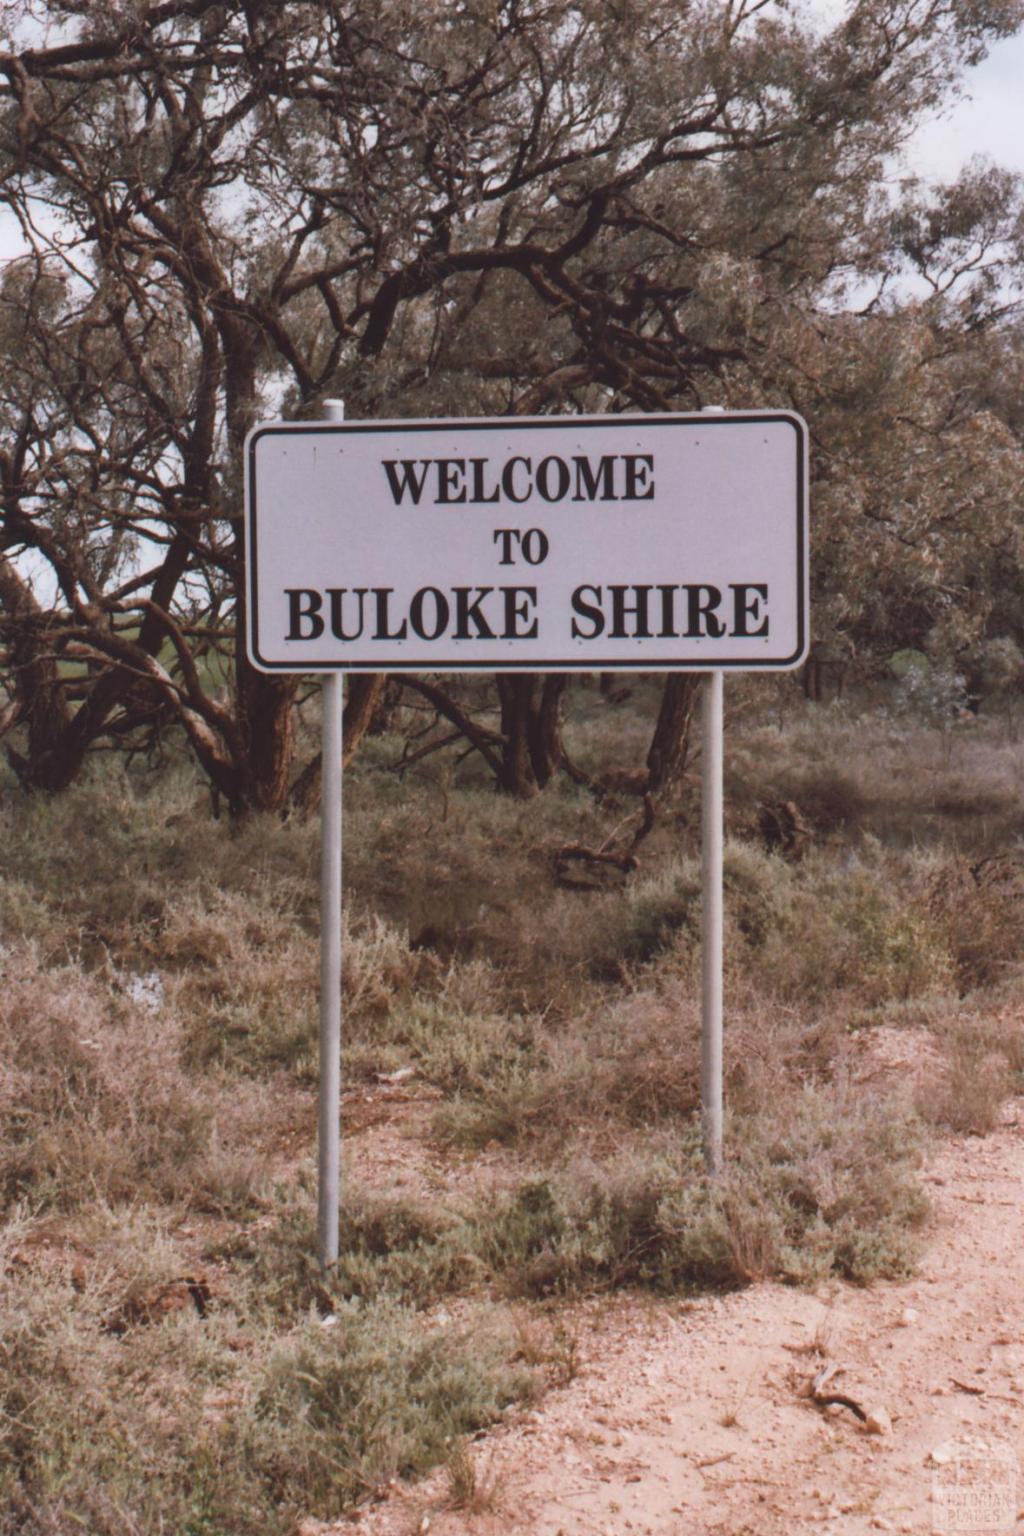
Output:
[1, 698, 1022, 1531]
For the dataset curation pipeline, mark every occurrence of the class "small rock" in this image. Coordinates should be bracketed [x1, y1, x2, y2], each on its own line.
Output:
[896, 1307, 918, 1327]
[930, 1446, 952, 1465]
[864, 1406, 892, 1436]
[871, 1517, 893, 1532]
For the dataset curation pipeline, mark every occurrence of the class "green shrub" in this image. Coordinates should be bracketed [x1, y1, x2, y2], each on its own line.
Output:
[618, 859, 703, 961]
[0, 1248, 266, 1536]
[723, 1076, 928, 1282]
[246, 1301, 533, 1518]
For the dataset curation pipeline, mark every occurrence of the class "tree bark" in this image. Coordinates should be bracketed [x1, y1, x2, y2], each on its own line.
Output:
[495, 674, 566, 795]
[0, 556, 71, 791]
[343, 675, 388, 765]
[646, 674, 699, 792]
[530, 676, 567, 786]
[234, 664, 298, 814]
[289, 675, 388, 815]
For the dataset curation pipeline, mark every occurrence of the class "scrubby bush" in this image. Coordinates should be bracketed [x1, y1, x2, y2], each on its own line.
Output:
[468, 1079, 927, 1295]
[245, 1301, 534, 1520]
[0, 1241, 531, 1535]
[0, 948, 212, 1210]
[1, 698, 1022, 1532]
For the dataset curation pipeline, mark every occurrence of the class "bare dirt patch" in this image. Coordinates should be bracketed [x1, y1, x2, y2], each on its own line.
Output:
[341, 1078, 535, 1203]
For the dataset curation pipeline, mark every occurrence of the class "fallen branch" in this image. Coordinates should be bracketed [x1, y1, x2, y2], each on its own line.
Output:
[398, 677, 505, 778]
[392, 728, 465, 774]
[801, 1362, 869, 1423]
[814, 1391, 868, 1423]
[552, 794, 656, 890]
[694, 1452, 736, 1471]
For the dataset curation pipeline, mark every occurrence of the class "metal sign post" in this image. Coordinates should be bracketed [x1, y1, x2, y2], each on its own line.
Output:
[699, 403, 725, 1176]
[318, 399, 345, 1267]
[701, 668, 724, 1174]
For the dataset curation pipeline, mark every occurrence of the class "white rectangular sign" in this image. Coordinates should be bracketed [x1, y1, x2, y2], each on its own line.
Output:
[244, 411, 808, 672]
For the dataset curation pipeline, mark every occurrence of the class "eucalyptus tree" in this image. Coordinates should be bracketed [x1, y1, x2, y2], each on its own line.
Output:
[0, 0, 1021, 807]
[806, 159, 1024, 671]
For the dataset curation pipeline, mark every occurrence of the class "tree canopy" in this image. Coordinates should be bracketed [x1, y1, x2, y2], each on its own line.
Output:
[1, 0, 1022, 807]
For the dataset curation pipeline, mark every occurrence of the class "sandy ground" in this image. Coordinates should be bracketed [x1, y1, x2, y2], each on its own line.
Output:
[321, 1094, 1024, 1536]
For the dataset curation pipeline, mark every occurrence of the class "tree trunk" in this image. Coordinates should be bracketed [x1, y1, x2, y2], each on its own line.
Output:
[0, 556, 72, 791]
[646, 674, 699, 791]
[495, 674, 566, 796]
[529, 676, 566, 786]
[343, 675, 389, 764]
[289, 675, 388, 815]
[804, 653, 822, 702]
[366, 676, 401, 735]
[234, 655, 299, 813]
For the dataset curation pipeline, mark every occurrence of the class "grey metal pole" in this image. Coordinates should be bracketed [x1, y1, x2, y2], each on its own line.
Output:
[699, 402, 726, 1175]
[318, 397, 345, 1267]
[701, 668, 724, 1174]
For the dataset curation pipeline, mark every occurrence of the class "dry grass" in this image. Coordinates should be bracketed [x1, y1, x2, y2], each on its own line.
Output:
[0, 943, 282, 1214]
[442, 1437, 508, 1515]
[1, 689, 1023, 1530]
[914, 1002, 1024, 1136]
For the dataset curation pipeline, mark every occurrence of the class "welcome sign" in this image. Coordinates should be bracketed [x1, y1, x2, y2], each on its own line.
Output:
[244, 411, 808, 673]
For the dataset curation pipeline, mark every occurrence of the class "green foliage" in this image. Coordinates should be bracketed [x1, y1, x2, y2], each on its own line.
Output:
[0, 1239, 530, 1535]
[246, 1301, 533, 1519]
[2, 0, 1023, 811]
[618, 860, 703, 961]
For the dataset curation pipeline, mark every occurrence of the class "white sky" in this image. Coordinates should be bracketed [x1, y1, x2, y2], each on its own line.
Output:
[0, 15, 1022, 266]
[892, 27, 1024, 182]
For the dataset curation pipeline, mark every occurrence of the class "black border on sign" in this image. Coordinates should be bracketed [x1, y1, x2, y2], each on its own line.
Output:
[244, 412, 808, 673]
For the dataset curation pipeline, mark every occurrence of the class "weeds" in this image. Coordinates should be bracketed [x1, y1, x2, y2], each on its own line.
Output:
[442, 1437, 507, 1514]
[0, 698, 1022, 1531]
[0, 1254, 531, 1534]
[917, 1007, 1024, 1135]
[248, 1300, 533, 1519]
[0, 945, 264, 1213]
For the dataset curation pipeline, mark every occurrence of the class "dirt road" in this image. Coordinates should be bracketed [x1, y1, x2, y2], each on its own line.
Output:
[342, 1098, 1024, 1536]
